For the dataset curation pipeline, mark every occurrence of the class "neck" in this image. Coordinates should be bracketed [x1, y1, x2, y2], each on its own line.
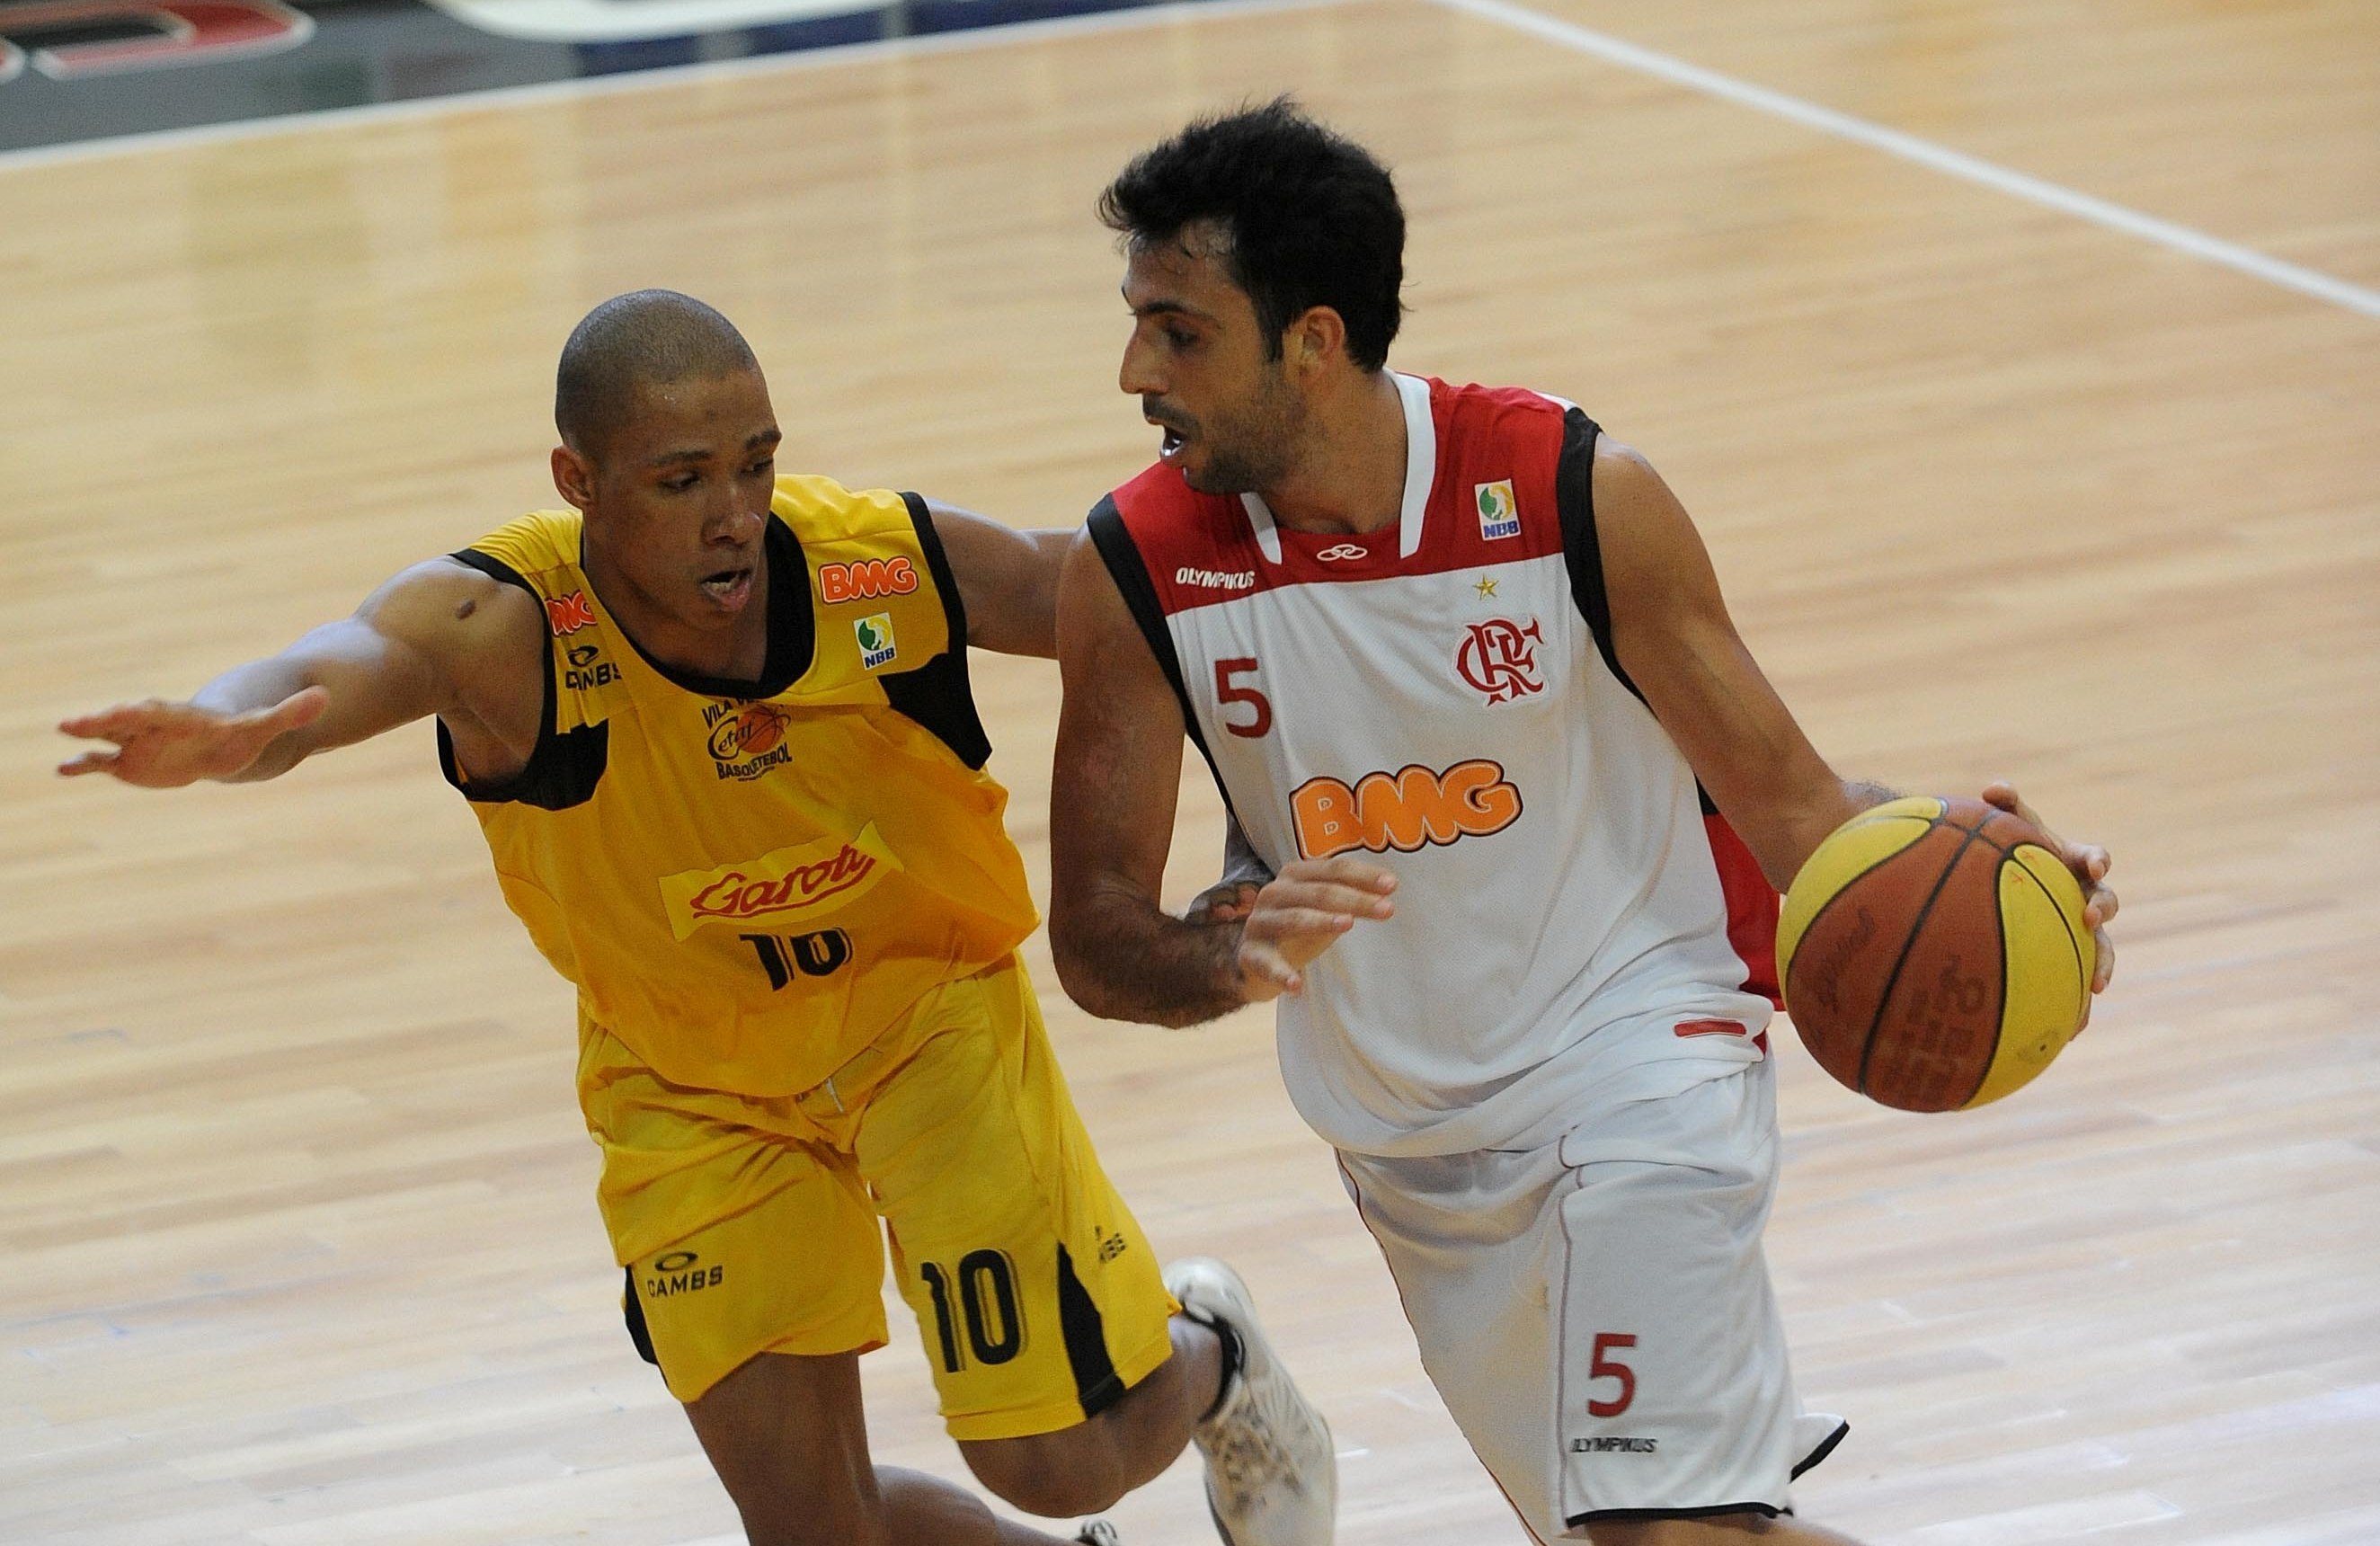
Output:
[584, 535, 773, 684]
[1259, 369, 1408, 535]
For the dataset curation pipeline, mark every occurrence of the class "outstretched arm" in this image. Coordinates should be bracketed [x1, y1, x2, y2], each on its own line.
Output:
[926, 500, 1076, 659]
[1592, 438, 2115, 991]
[58, 557, 542, 788]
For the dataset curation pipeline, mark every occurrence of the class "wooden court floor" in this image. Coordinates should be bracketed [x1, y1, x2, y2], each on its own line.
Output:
[4, 2, 2377, 1541]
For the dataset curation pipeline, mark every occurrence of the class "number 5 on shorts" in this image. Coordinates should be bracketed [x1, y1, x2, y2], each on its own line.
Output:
[1586, 1332, 1637, 1417]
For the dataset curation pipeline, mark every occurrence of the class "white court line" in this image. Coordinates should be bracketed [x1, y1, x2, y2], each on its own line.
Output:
[0, 0, 1345, 174]
[1433, 0, 2380, 323]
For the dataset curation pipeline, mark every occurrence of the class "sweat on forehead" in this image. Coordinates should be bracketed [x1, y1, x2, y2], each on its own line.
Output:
[555, 289, 760, 454]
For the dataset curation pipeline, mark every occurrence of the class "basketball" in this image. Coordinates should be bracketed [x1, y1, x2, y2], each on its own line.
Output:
[1775, 796, 2095, 1112]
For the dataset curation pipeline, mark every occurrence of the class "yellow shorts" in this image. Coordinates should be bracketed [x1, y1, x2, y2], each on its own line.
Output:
[578, 955, 1177, 1439]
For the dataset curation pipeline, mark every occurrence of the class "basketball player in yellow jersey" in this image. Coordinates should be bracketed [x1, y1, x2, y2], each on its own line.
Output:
[56, 290, 1337, 1546]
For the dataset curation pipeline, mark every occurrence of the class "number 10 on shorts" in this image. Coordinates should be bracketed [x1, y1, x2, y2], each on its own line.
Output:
[919, 1250, 1025, 1373]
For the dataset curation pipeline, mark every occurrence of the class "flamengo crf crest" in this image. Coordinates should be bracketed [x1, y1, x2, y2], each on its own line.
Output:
[1456, 616, 1545, 703]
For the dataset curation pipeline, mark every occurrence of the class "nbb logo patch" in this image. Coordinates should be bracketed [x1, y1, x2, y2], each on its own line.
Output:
[1476, 479, 1521, 540]
[1291, 760, 1523, 860]
[819, 556, 918, 604]
[855, 613, 898, 671]
[658, 824, 902, 939]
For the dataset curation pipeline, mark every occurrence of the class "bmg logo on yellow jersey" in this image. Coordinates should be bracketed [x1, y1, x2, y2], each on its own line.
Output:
[658, 824, 903, 940]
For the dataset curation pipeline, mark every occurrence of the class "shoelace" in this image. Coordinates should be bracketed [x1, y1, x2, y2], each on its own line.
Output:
[1203, 1364, 1312, 1504]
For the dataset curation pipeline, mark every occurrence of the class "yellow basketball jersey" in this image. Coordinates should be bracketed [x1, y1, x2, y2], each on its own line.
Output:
[440, 474, 1039, 1097]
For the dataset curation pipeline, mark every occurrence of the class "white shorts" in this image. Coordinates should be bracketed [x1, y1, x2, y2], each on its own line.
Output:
[1337, 1061, 1845, 1539]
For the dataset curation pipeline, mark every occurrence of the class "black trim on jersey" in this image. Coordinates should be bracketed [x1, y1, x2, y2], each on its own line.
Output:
[884, 493, 994, 770]
[436, 547, 609, 812]
[1560, 1420, 1843, 1529]
[622, 1266, 661, 1367]
[1054, 1244, 1127, 1419]
[1084, 498, 1239, 822]
[615, 517, 817, 700]
[1085, 499, 1201, 749]
[1554, 406, 1646, 705]
[1567, 1502, 1783, 1527]
[1791, 1418, 1850, 1479]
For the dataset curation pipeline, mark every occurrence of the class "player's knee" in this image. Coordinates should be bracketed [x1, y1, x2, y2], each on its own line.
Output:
[960, 1429, 1128, 1516]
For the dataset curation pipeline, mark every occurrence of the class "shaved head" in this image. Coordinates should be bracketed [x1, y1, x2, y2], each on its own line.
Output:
[555, 290, 760, 457]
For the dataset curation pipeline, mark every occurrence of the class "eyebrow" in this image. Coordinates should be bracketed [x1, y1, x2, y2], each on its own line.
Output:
[646, 428, 782, 469]
[1122, 286, 1210, 321]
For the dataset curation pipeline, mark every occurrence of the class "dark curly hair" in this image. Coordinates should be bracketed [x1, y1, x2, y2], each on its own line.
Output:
[1098, 100, 1405, 371]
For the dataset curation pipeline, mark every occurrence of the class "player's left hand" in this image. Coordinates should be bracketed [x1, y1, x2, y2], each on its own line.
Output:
[1983, 781, 2116, 1019]
[1235, 857, 1397, 1001]
[1185, 879, 1264, 926]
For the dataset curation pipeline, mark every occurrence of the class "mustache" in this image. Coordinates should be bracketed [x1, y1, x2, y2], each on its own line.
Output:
[1141, 398, 1194, 434]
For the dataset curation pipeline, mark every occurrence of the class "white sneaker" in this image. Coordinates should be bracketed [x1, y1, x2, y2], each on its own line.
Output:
[1165, 1257, 1337, 1546]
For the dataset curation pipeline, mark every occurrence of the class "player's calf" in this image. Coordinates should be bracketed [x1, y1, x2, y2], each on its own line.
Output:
[961, 1308, 1228, 1517]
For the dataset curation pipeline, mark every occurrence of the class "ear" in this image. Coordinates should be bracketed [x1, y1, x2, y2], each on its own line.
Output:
[551, 443, 596, 511]
[1285, 306, 1349, 376]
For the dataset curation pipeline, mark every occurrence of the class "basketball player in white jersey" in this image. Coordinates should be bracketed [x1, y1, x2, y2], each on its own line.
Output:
[1046, 103, 2118, 1544]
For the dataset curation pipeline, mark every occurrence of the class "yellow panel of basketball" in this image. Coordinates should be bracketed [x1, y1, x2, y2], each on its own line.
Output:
[1774, 795, 1947, 984]
[1962, 843, 2096, 1109]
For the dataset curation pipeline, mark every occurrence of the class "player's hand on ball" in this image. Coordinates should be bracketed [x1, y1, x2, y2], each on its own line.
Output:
[1236, 857, 1397, 1000]
[57, 689, 328, 786]
[1983, 780, 2117, 1007]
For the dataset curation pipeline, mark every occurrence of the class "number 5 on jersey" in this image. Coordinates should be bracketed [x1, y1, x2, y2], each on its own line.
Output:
[1215, 658, 1272, 739]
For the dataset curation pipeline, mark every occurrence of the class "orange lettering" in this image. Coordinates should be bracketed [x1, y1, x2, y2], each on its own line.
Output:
[820, 556, 919, 604]
[1444, 759, 1522, 831]
[1290, 760, 1522, 859]
[1354, 766, 1463, 852]
[1292, 777, 1363, 860]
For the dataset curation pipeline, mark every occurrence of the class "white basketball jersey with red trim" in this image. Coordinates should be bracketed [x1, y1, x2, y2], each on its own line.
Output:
[1092, 374, 1781, 1157]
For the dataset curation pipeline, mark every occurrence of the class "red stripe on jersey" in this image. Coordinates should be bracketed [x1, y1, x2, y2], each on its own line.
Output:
[1704, 812, 1781, 1008]
[1113, 379, 1573, 614]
